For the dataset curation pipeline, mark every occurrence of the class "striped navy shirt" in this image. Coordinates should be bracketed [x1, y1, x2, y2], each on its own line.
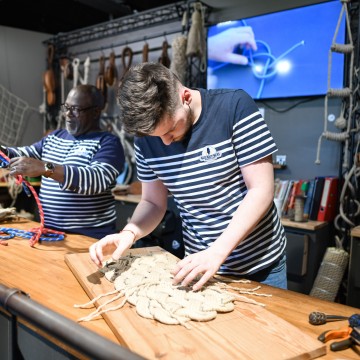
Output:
[135, 89, 286, 276]
[8, 129, 124, 239]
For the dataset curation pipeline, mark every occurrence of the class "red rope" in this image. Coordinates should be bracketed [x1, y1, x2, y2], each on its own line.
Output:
[0, 150, 64, 247]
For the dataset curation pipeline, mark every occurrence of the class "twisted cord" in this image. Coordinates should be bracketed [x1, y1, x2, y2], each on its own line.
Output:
[331, 43, 354, 53]
[327, 87, 352, 97]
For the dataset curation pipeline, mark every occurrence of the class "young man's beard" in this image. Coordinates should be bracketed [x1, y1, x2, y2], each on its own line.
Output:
[174, 105, 193, 143]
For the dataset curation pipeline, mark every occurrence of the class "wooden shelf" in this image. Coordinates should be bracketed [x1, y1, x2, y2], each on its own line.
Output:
[114, 194, 141, 204]
[0, 181, 41, 188]
[0, 169, 41, 187]
[281, 218, 327, 231]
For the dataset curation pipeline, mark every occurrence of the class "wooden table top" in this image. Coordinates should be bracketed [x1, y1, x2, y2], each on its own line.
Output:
[0, 218, 118, 345]
[0, 218, 359, 359]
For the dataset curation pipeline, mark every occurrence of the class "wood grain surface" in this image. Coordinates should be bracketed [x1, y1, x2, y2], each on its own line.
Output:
[0, 218, 118, 345]
[1, 219, 360, 359]
[65, 248, 326, 360]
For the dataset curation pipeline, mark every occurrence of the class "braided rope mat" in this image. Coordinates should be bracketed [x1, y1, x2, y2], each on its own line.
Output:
[75, 251, 271, 328]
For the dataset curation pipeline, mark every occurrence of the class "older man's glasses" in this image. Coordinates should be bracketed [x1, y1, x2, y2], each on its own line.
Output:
[61, 104, 97, 117]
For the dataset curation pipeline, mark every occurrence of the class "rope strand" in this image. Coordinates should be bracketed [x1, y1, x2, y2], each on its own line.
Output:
[0, 149, 65, 246]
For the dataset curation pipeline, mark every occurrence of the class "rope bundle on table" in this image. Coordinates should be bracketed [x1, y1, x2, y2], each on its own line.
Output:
[0, 227, 64, 242]
[75, 251, 271, 328]
[0, 150, 64, 246]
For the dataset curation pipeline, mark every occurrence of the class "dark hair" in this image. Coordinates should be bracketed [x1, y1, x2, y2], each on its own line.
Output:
[117, 63, 181, 135]
[75, 84, 105, 110]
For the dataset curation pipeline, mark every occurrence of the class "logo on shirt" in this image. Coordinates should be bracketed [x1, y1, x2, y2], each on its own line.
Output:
[199, 146, 221, 162]
[73, 146, 89, 156]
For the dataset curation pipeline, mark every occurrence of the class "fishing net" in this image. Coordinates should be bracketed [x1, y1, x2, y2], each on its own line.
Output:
[0, 84, 29, 146]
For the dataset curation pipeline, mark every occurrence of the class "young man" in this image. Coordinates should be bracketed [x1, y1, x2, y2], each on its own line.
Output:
[3, 84, 124, 239]
[89, 63, 287, 290]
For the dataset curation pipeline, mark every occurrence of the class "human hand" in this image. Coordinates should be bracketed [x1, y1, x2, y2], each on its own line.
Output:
[208, 26, 257, 65]
[9, 157, 45, 177]
[89, 231, 135, 267]
[171, 248, 224, 291]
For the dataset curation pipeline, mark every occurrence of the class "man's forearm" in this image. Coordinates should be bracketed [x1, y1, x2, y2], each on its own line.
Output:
[127, 198, 167, 240]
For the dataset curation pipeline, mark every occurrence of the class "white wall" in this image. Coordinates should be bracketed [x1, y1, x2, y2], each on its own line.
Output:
[0, 25, 50, 145]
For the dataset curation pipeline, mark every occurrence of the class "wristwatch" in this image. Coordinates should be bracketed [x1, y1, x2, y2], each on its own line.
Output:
[44, 162, 55, 178]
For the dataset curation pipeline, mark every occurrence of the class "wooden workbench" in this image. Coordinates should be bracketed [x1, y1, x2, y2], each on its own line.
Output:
[0, 218, 118, 345]
[0, 218, 359, 359]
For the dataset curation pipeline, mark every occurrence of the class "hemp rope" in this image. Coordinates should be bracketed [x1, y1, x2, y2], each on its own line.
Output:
[75, 252, 271, 329]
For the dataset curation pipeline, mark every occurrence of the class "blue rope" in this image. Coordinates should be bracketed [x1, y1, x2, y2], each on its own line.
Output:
[210, 19, 305, 99]
[0, 228, 64, 242]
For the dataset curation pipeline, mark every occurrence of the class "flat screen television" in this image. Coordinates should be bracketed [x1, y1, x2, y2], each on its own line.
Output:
[206, 1, 346, 100]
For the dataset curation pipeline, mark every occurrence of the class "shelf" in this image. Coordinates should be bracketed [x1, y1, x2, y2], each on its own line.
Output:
[281, 218, 327, 231]
[0, 181, 41, 188]
[273, 164, 287, 169]
[351, 225, 360, 238]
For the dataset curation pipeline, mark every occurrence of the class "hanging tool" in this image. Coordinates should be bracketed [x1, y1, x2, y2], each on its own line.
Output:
[43, 44, 56, 106]
[158, 40, 171, 68]
[105, 51, 117, 86]
[121, 46, 133, 77]
[96, 55, 107, 105]
[142, 41, 149, 63]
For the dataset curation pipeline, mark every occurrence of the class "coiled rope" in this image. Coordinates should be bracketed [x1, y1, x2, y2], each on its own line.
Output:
[0, 150, 64, 246]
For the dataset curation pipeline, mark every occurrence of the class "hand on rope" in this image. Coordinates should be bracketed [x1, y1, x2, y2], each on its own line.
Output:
[0, 149, 65, 247]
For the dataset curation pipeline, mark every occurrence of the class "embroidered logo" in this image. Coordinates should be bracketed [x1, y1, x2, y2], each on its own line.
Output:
[73, 146, 89, 156]
[199, 146, 221, 162]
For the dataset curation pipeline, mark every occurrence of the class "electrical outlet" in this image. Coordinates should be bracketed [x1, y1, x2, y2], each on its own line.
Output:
[276, 155, 286, 165]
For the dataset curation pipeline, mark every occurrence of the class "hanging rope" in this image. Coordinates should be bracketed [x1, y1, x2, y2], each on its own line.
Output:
[0, 150, 65, 246]
[315, 0, 354, 168]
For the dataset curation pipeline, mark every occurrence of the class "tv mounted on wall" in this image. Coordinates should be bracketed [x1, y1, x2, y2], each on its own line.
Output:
[207, 1, 346, 100]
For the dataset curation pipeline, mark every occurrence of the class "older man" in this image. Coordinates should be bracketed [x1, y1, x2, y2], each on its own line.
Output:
[2, 84, 124, 239]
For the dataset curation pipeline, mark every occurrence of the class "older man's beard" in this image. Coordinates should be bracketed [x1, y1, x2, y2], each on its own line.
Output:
[66, 119, 80, 135]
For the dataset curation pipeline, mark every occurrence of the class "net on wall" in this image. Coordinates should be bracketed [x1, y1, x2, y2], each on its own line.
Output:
[0, 84, 29, 146]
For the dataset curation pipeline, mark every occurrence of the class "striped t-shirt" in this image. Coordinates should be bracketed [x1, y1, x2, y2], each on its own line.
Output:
[135, 88, 286, 276]
[8, 129, 124, 239]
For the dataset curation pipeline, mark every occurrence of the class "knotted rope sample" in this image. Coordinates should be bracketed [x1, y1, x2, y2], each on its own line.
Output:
[75, 252, 271, 328]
